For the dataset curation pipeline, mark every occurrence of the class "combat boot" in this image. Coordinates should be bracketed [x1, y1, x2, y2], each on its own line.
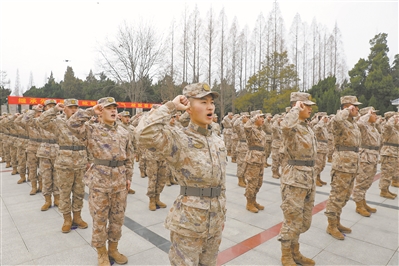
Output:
[140, 170, 146, 178]
[327, 156, 332, 163]
[170, 178, 178, 185]
[53, 194, 60, 207]
[391, 180, 399, 188]
[96, 246, 110, 266]
[380, 188, 396, 199]
[355, 200, 370, 217]
[37, 180, 42, 193]
[238, 177, 246, 187]
[363, 199, 376, 213]
[337, 216, 351, 234]
[316, 176, 323, 187]
[326, 217, 344, 240]
[62, 212, 72, 233]
[231, 157, 236, 163]
[318, 174, 327, 185]
[11, 166, 18, 175]
[41, 195, 52, 211]
[155, 194, 167, 208]
[128, 188, 135, 194]
[166, 181, 172, 186]
[281, 242, 296, 266]
[108, 241, 128, 264]
[246, 198, 258, 213]
[291, 242, 315, 266]
[73, 211, 88, 229]
[17, 174, 26, 184]
[272, 169, 281, 179]
[254, 197, 264, 210]
[6, 162, 11, 168]
[149, 197, 156, 211]
[30, 181, 37, 195]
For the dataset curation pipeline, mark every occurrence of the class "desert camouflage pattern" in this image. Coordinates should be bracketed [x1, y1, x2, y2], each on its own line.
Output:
[233, 117, 248, 180]
[13, 115, 29, 174]
[211, 121, 221, 136]
[57, 169, 85, 213]
[221, 114, 233, 153]
[23, 110, 43, 182]
[230, 115, 240, 160]
[271, 119, 282, 173]
[3, 115, 18, 167]
[146, 152, 167, 198]
[313, 118, 329, 176]
[262, 118, 273, 163]
[135, 101, 226, 239]
[40, 158, 59, 196]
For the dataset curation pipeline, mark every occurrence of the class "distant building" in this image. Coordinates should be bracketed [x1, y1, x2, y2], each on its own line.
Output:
[392, 98, 399, 111]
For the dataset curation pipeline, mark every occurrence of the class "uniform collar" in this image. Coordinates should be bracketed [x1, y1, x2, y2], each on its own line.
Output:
[188, 121, 212, 136]
[100, 122, 118, 130]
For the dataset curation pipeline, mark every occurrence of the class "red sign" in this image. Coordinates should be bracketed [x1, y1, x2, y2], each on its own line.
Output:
[7, 96, 155, 109]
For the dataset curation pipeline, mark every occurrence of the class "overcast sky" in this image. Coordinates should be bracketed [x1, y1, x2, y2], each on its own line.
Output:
[1, 0, 398, 94]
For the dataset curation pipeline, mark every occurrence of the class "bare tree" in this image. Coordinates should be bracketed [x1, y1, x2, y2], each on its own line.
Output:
[204, 7, 216, 86]
[98, 21, 163, 105]
[289, 13, 302, 88]
[13, 69, 21, 96]
[28, 71, 34, 91]
[218, 8, 228, 117]
[228, 17, 239, 113]
[188, 5, 201, 83]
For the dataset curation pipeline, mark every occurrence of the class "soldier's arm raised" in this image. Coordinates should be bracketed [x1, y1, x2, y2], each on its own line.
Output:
[66, 107, 96, 141]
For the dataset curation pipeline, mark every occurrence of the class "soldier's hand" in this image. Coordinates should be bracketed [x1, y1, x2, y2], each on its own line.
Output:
[126, 180, 131, 190]
[37, 104, 44, 110]
[172, 95, 190, 111]
[55, 103, 65, 111]
[295, 101, 305, 111]
[93, 104, 103, 115]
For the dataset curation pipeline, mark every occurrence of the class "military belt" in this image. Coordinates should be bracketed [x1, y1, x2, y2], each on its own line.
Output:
[288, 160, 315, 167]
[18, 135, 29, 139]
[317, 139, 328, 143]
[10, 134, 18, 137]
[361, 145, 379, 151]
[42, 139, 57, 144]
[59, 145, 86, 151]
[336, 145, 359, 152]
[248, 146, 264, 151]
[93, 158, 126, 167]
[383, 142, 399, 148]
[180, 186, 221, 198]
[30, 138, 42, 142]
[239, 139, 246, 142]
[265, 132, 272, 135]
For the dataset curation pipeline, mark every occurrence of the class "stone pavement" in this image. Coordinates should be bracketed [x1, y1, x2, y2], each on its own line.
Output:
[1, 158, 398, 265]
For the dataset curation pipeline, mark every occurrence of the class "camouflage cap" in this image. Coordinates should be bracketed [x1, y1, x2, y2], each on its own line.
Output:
[22, 109, 29, 114]
[97, 97, 118, 107]
[228, 112, 233, 116]
[64, 98, 79, 107]
[318, 112, 328, 117]
[32, 105, 42, 112]
[250, 110, 265, 118]
[384, 111, 397, 120]
[44, 99, 57, 106]
[359, 106, 378, 116]
[119, 111, 130, 117]
[176, 111, 182, 116]
[340, 95, 362, 105]
[285, 107, 291, 113]
[183, 82, 219, 99]
[265, 113, 272, 118]
[240, 112, 250, 117]
[290, 92, 316, 105]
[2, 112, 7, 116]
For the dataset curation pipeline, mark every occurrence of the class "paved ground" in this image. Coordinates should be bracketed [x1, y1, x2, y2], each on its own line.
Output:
[1, 158, 398, 265]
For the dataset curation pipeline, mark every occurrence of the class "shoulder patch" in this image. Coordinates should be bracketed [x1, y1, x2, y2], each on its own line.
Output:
[193, 143, 204, 149]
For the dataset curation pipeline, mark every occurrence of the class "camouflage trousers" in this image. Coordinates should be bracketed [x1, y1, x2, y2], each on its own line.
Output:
[264, 141, 272, 163]
[271, 147, 281, 172]
[236, 150, 247, 179]
[169, 229, 222, 266]
[231, 138, 238, 159]
[353, 160, 377, 202]
[280, 152, 288, 170]
[56, 168, 85, 214]
[224, 134, 232, 153]
[279, 184, 315, 241]
[146, 159, 167, 198]
[27, 150, 40, 182]
[17, 146, 27, 175]
[10, 142, 18, 167]
[325, 170, 356, 219]
[327, 139, 334, 159]
[139, 149, 147, 175]
[244, 163, 264, 199]
[89, 189, 127, 248]
[314, 152, 327, 176]
[2, 140, 11, 162]
[39, 157, 59, 196]
[379, 155, 399, 190]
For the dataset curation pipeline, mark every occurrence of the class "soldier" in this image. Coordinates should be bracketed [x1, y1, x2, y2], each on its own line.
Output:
[211, 113, 221, 136]
[352, 107, 381, 216]
[0, 113, 12, 167]
[66, 97, 133, 266]
[271, 114, 283, 179]
[4, 113, 19, 175]
[221, 112, 234, 156]
[263, 113, 273, 167]
[179, 110, 191, 127]
[325, 96, 362, 240]
[379, 111, 399, 199]
[243, 110, 266, 213]
[234, 112, 250, 187]
[278, 92, 317, 266]
[327, 115, 335, 162]
[118, 110, 136, 194]
[37, 99, 88, 233]
[312, 112, 329, 186]
[36, 99, 60, 211]
[136, 83, 226, 266]
[14, 111, 29, 184]
[230, 114, 240, 163]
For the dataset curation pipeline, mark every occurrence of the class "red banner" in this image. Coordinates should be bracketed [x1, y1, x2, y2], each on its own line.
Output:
[7, 96, 154, 109]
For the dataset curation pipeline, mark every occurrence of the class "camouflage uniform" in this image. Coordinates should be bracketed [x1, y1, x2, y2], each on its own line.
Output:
[312, 114, 329, 186]
[119, 111, 136, 194]
[233, 114, 249, 187]
[136, 83, 226, 266]
[3, 115, 18, 171]
[0, 115, 11, 165]
[379, 112, 399, 197]
[243, 110, 266, 212]
[352, 107, 381, 214]
[325, 96, 362, 239]
[14, 113, 29, 183]
[262, 114, 273, 166]
[327, 116, 335, 162]
[230, 114, 240, 162]
[37, 103, 87, 216]
[221, 112, 233, 155]
[66, 98, 133, 249]
[271, 117, 282, 178]
[211, 114, 221, 136]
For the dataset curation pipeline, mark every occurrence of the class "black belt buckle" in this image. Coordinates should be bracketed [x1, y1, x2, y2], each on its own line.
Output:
[305, 161, 315, 167]
[354, 147, 359, 152]
[210, 187, 220, 197]
[71, 146, 79, 151]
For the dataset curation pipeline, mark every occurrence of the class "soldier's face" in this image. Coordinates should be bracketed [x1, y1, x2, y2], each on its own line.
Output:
[44, 104, 56, 111]
[102, 105, 118, 125]
[369, 112, 377, 123]
[64, 106, 78, 119]
[121, 115, 130, 124]
[187, 95, 215, 128]
[299, 104, 312, 120]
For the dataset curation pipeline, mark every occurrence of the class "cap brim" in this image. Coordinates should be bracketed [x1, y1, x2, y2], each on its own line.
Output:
[353, 101, 362, 105]
[304, 100, 316, 105]
[190, 91, 219, 99]
[102, 103, 118, 107]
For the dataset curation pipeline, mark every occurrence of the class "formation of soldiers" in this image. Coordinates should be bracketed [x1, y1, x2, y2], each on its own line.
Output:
[1, 87, 398, 266]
